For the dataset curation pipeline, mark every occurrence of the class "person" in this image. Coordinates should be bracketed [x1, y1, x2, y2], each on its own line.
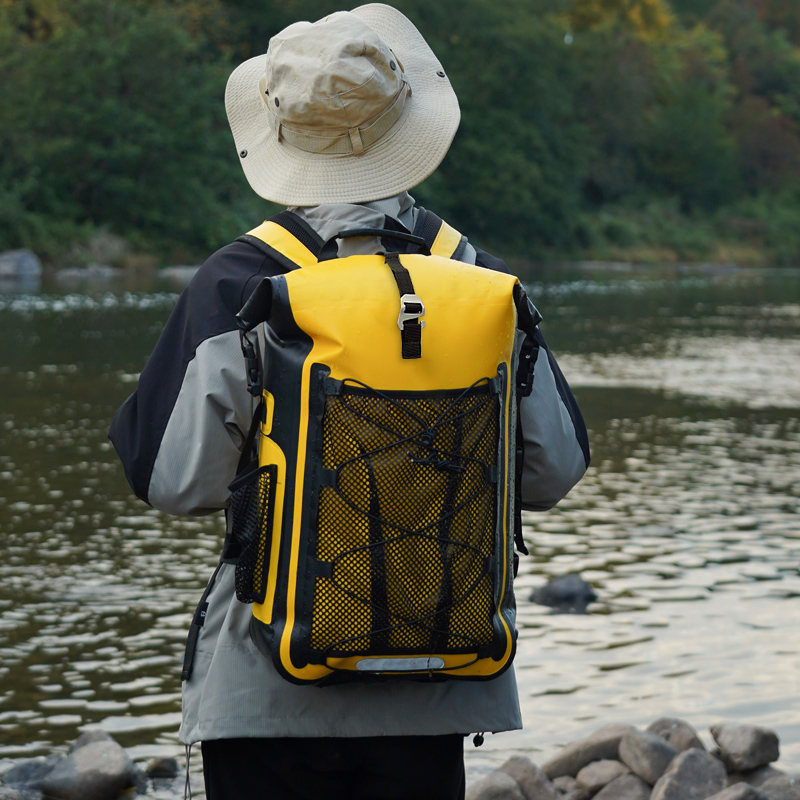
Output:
[109, 5, 590, 799]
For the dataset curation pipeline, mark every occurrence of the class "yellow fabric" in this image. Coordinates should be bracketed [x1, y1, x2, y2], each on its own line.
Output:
[430, 220, 462, 258]
[246, 221, 318, 268]
[276, 254, 518, 681]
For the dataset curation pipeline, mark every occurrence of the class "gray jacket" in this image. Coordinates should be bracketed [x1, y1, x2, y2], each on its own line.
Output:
[109, 194, 590, 744]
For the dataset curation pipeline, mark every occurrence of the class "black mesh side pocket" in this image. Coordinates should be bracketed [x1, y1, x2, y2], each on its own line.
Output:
[228, 463, 276, 604]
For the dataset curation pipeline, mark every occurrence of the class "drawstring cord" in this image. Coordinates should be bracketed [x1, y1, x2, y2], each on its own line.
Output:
[184, 743, 192, 800]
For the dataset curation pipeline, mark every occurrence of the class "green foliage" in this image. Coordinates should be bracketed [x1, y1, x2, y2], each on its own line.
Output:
[1, 0, 800, 263]
[0, 0, 267, 260]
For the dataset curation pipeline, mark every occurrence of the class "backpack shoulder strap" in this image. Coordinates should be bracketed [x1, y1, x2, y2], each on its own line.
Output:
[237, 210, 323, 270]
[412, 209, 467, 260]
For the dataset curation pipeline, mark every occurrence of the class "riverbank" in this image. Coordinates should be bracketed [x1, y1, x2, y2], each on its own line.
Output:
[1, 718, 796, 800]
[468, 719, 798, 800]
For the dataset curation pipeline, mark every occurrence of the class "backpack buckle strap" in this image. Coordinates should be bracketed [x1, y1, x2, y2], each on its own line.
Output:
[386, 252, 423, 359]
[398, 293, 426, 330]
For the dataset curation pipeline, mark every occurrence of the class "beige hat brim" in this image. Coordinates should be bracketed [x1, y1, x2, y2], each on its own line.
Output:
[224, 3, 460, 206]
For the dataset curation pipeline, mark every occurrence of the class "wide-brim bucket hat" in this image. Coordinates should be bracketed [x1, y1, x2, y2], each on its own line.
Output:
[225, 3, 460, 206]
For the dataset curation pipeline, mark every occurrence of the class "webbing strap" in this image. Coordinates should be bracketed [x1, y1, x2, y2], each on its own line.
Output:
[385, 252, 423, 359]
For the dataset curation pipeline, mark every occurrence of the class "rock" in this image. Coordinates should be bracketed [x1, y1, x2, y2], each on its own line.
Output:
[647, 717, 706, 752]
[0, 250, 42, 278]
[759, 775, 800, 800]
[705, 785, 770, 800]
[551, 776, 589, 800]
[650, 748, 728, 800]
[2, 754, 63, 791]
[530, 575, 598, 612]
[145, 756, 179, 779]
[68, 730, 114, 753]
[40, 740, 138, 800]
[733, 765, 787, 787]
[543, 724, 636, 779]
[620, 729, 678, 784]
[576, 759, 629, 794]
[593, 773, 651, 800]
[711, 723, 780, 772]
[160, 266, 201, 283]
[54, 264, 122, 282]
[498, 756, 558, 800]
[466, 770, 526, 800]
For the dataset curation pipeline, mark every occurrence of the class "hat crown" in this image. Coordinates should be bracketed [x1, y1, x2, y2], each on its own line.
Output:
[266, 12, 403, 134]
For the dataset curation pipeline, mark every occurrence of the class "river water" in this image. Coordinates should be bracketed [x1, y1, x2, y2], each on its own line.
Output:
[0, 265, 799, 789]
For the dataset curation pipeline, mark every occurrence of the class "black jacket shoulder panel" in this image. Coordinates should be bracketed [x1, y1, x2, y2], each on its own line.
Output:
[108, 240, 284, 503]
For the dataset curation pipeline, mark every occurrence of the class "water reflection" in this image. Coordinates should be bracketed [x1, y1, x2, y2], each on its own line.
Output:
[0, 267, 799, 784]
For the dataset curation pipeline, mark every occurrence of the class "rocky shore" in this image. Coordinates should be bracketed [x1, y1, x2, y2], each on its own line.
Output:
[467, 719, 798, 800]
[1, 718, 796, 800]
[0, 730, 184, 800]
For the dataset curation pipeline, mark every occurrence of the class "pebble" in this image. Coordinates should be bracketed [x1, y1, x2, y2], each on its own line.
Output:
[619, 729, 678, 785]
[711, 723, 780, 772]
[647, 717, 706, 752]
[542, 724, 635, 779]
[593, 773, 651, 800]
[650, 748, 727, 800]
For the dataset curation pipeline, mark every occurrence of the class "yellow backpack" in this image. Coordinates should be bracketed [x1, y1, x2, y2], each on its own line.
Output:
[227, 211, 539, 685]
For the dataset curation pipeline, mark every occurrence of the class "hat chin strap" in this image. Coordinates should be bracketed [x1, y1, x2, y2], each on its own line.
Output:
[264, 79, 411, 157]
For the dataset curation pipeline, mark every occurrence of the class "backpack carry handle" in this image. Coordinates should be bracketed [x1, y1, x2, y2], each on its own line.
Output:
[319, 228, 432, 260]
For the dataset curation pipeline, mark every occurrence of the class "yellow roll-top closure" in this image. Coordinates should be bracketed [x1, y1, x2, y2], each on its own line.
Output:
[284, 254, 519, 390]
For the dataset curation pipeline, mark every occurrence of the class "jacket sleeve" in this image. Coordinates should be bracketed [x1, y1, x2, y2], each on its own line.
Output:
[472, 245, 590, 511]
[109, 241, 279, 516]
[518, 330, 590, 510]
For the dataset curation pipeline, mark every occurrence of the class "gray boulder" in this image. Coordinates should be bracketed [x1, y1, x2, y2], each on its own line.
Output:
[543, 725, 636, 779]
[466, 770, 526, 800]
[576, 760, 629, 795]
[647, 717, 706, 752]
[705, 785, 770, 800]
[732, 766, 787, 787]
[40, 740, 138, 800]
[0, 250, 42, 278]
[530, 575, 597, 612]
[2, 755, 63, 792]
[620, 729, 678, 784]
[498, 756, 558, 800]
[551, 776, 589, 800]
[759, 775, 800, 800]
[650, 748, 728, 800]
[711, 723, 780, 772]
[68, 730, 114, 753]
[593, 774, 651, 800]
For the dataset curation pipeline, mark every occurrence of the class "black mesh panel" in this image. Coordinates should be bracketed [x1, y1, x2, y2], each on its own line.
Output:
[230, 465, 275, 604]
[309, 381, 500, 658]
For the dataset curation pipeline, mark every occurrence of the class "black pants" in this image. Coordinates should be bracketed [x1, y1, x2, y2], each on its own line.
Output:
[201, 735, 466, 800]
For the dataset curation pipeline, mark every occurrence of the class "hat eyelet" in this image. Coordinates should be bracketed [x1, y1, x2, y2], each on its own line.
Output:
[274, 97, 280, 107]
[239, 149, 248, 158]
[389, 60, 396, 71]
[436, 70, 445, 78]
